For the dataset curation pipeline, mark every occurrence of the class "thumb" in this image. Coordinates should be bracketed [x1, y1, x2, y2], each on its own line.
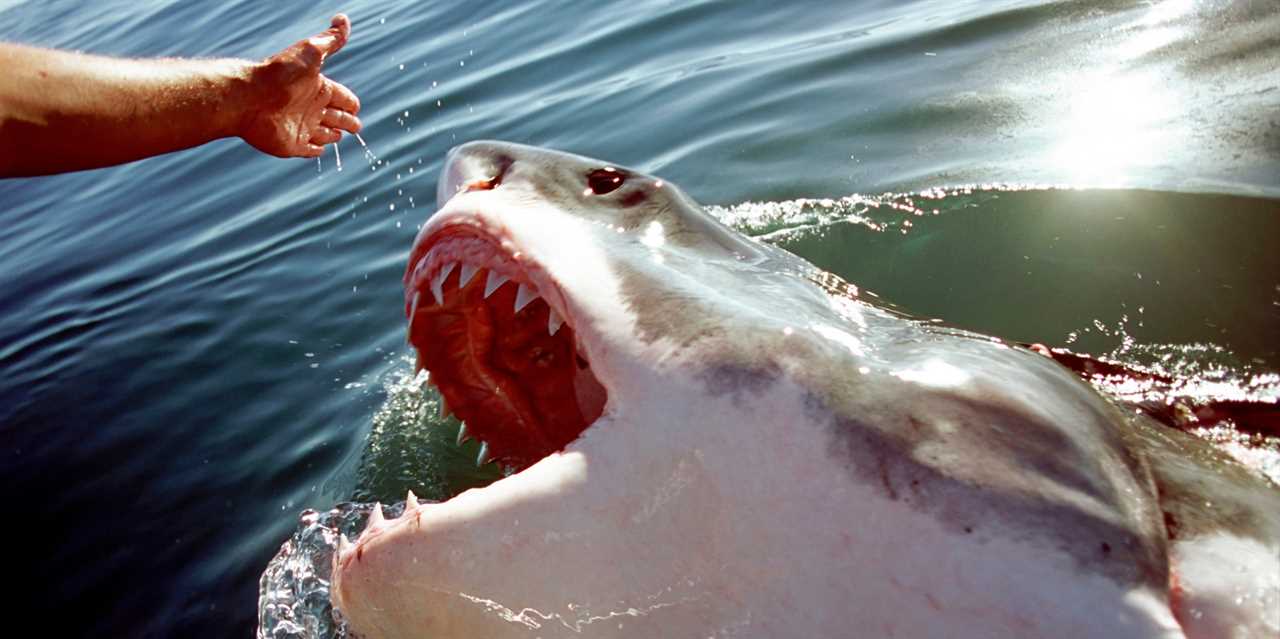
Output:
[307, 13, 351, 63]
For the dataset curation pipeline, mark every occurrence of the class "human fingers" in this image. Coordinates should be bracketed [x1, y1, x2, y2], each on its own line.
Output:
[311, 126, 343, 145]
[321, 107, 362, 134]
[300, 143, 326, 158]
[331, 14, 352, 50]
[327, 79, 361, 115]
[309, 13, 351, 62]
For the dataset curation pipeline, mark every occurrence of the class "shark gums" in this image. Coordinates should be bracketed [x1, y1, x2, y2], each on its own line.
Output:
[331, 142, 1279, 639]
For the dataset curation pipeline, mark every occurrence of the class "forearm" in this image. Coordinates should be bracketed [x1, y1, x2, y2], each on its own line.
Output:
[0, 43, 257, 177]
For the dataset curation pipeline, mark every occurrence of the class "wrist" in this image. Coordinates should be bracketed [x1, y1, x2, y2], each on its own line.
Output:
[213, 59, 261, 141]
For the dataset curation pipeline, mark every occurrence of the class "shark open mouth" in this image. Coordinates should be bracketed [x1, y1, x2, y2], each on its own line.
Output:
[404, 225, 608, 471]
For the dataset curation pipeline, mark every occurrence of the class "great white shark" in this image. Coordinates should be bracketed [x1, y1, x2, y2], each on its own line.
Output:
[331, 141, 1279, 638]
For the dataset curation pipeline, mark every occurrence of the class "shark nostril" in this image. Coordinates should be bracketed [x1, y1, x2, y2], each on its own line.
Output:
[463, 176, 499, 192]
[458, 155, 513, 194]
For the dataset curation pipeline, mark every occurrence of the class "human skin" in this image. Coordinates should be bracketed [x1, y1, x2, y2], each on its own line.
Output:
[0, 13, 362, 177]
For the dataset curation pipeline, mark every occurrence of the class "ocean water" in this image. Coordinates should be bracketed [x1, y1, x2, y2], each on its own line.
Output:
[0, 0, 1276, 637]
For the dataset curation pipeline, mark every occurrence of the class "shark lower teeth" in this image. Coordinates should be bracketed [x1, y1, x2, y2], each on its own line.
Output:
[423, 378, 492, 466]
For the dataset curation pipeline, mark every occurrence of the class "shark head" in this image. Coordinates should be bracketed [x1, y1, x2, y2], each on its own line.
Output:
[331, 142, 1280, 639]
[394, 140, 800, 471]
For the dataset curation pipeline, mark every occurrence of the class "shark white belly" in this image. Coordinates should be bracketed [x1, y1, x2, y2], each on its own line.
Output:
[331, 142, 1280, 638]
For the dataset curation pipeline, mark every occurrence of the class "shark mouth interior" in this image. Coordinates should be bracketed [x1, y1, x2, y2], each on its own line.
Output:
[405, 228, 608, 471]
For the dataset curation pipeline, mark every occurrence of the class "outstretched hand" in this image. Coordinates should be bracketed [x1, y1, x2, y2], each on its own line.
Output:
[241, 14, 362, 158]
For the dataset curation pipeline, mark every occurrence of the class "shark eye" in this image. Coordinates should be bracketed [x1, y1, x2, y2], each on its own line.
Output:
[586, 167, 626, 195]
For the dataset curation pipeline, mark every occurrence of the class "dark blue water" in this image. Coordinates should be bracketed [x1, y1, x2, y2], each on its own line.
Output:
[1, 1, 1276, 637]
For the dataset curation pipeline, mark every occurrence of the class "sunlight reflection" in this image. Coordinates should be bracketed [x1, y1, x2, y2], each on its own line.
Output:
[641, 220, 666, 264]
[891, 358, 970, 388]
[641, 220, 666, 248]
[1047, 0, 1196, 186]
[1048, 72, 1178, 186]
[811, 323, 867, 357]
[1121, 0, 1196, 59]
[1140, 0, 1195, 27]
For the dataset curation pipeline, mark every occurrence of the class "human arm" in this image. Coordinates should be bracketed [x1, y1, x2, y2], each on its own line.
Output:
[0, 14, 361, 178]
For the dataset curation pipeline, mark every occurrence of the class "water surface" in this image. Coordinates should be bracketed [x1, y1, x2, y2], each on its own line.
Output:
[0, 0, 1276, 637]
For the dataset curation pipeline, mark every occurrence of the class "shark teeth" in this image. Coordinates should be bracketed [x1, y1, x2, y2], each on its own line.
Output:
[430, 262, 456, 304]
[483, 271, 509, 298]
[514, 283, 537, 313]
[408, 291, 421, 318]
[406, 490, 419, 509]
[548, 307, 563, 335]
[416, 253, 563, 335]
[369, 502, 386, 528]
[411, 248, 588, 469]
[458, 263, 480, 288]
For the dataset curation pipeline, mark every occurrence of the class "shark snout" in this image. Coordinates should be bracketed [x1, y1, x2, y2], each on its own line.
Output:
[437, 141, 517, 206]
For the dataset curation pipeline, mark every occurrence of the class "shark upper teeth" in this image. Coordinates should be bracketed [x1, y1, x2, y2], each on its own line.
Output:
[430, 262, 456, 304]
[408, 294, 422, 342]
[483, 271, 509, 298]
[514, 283, 538, 313]
[420, 260, 563, 330]
[457, 421, 470, 445]
[458, 263, 480, 288]
[476, 441, 491, 466]
[548, 307, 563, 335]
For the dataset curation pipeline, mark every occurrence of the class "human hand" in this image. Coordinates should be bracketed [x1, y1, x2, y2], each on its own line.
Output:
[240, 14, 362, 158]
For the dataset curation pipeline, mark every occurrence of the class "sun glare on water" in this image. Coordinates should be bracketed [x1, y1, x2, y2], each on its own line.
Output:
[1049, 72, 1181, 186]
[1048, 0, 1197, 186]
